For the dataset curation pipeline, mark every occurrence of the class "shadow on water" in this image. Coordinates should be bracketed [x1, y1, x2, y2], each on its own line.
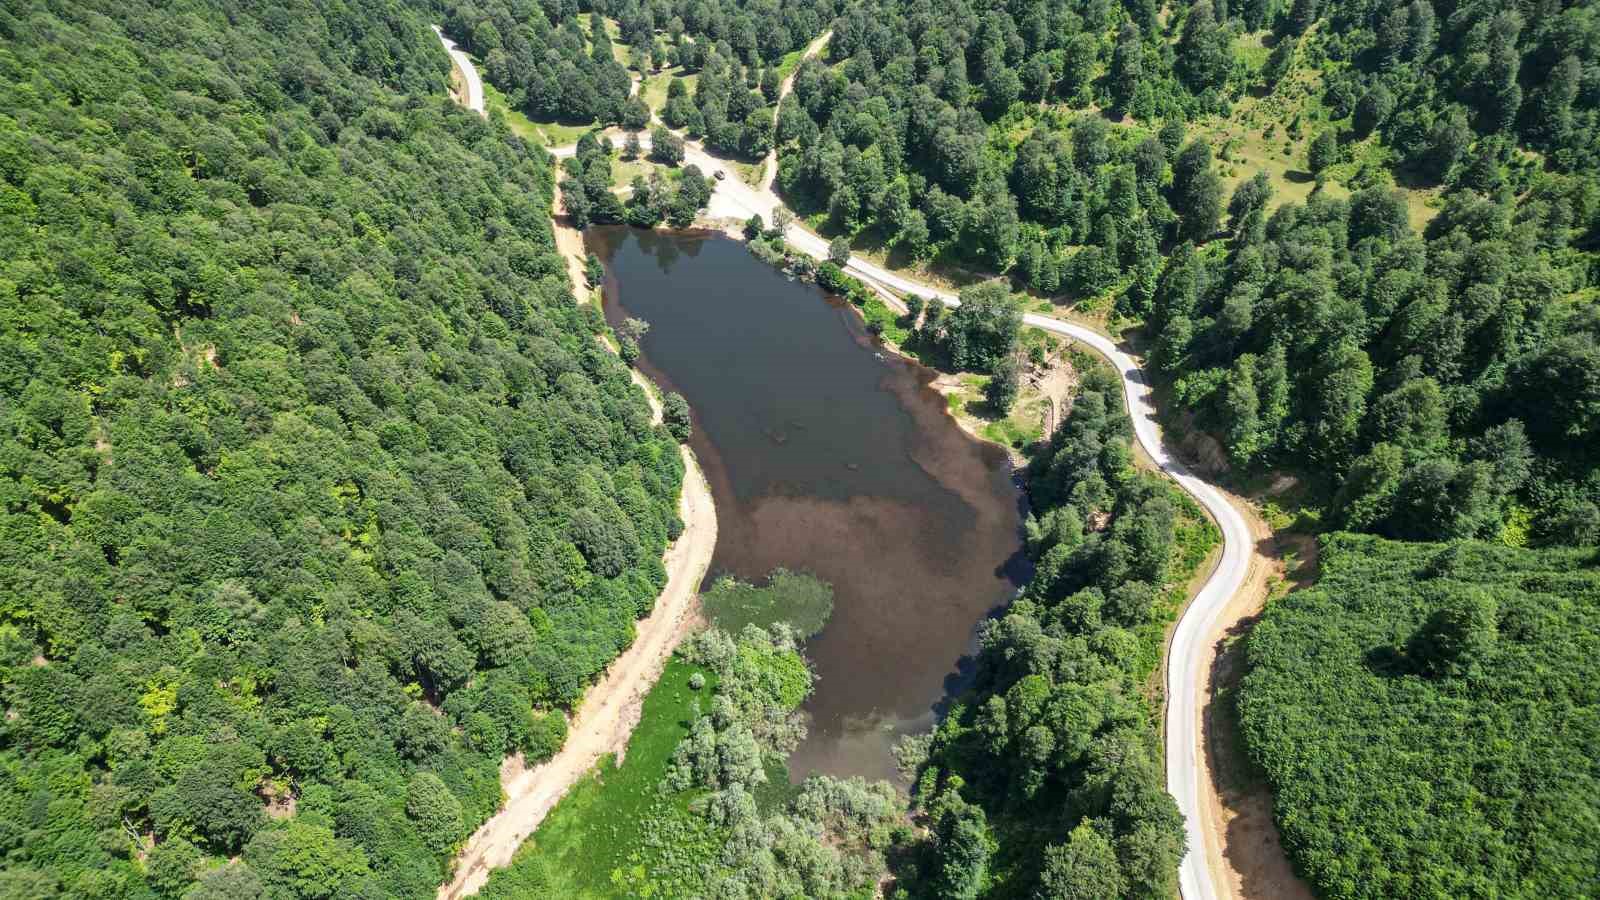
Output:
[590, 226, 1027, 784]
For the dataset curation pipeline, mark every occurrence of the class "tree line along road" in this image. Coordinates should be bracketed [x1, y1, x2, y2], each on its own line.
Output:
[457, 29, 1252, 900]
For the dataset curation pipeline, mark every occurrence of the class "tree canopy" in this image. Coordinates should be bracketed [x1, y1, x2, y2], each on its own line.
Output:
[893, 360, 1218, 898]
[0, 1, 687, 895]
[1241, 534, 1600, 899]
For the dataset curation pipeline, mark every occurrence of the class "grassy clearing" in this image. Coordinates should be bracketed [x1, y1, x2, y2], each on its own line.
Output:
[611, 155, 679, 190]
[730, 157, 763, 186]
[485, 80, 594, 148]
[773, 47, 806, 82]
[641, 72, 671, 112]
[982, 398, 1046, 449]
[575, 14, 630, 66]
[484, 657, 717, 899]
[576, 13, 623, 41]
[642, 70, 698, 113]
[939, 369, 1049, 454]
[1190, 30, 1438, 229]
[861, 294, 911, 345]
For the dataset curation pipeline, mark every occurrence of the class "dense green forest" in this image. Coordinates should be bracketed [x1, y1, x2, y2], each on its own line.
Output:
[439, 0, 1600, 547]
[440, 0, 1600, 548]
[1240, 534, 1600, 898]
[772, 0, 1600, 544]
[0, 0, 688, 896]
[442, 0, 843, 159]
[12, 0, 1600, 895]
[892, 360, 1217, 899]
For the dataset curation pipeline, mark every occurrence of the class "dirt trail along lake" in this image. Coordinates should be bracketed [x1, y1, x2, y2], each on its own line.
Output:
[593, 227, 1026, 782]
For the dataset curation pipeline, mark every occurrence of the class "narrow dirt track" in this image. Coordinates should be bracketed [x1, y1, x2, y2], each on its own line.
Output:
[436, 452, 713, 900]
[760, 30, 832, 191]
[432, 33, 718, 899]
[438, 25, 1291, 900]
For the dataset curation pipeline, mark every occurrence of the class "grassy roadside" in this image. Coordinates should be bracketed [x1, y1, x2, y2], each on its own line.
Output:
[484, 79, 593, 147]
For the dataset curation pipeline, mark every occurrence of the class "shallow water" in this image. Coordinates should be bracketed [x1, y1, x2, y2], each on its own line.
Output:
[591, 227, 1026, 783]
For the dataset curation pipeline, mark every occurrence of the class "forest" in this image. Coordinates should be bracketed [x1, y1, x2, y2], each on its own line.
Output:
[441, 0, 843, 159]
[1240, 534, 1600, 898]
[891, 360, 1218, 899]
[772, 0, 1600, 545]
[446, 0, 1600, 546]
[0, 0, 688, 896]
[9, 0, 1600, 895]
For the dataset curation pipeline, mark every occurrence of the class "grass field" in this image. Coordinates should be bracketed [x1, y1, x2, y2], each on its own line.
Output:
[730, 157, 763, 186]
[1190, 29, 1438, 229]
[641, 70, 698, 114]
[484, 657, 717, 899]
[611, 156, 656, 189]
[484, 80, 595, 148]
[941, 370, 1049, 452]
[773, 47, 807, 82]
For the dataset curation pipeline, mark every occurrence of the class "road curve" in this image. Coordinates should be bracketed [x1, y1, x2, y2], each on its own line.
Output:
[433, 25, 484, 114]
[828, 258, 1248, 900]
[809, 237, 1248, 900]
[495, 47, 1246, 900]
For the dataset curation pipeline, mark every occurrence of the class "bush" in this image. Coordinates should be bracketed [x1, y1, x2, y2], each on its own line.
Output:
[828, 235, 852, 266]
[663, 392, 693, 442]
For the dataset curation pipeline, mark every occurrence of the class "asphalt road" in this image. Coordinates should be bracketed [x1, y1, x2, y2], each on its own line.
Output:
[466, 35, 1246, 900]
[433, 25, 484, 115]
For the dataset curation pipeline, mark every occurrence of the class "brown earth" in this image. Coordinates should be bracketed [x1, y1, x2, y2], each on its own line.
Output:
[434, 129, 719, 900]
[1194, 488, 1316, 900]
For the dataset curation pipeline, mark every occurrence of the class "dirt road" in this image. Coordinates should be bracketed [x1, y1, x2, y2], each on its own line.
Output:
[760, 30, 831, 191]
[441, 24, 1290, 900]
[436, 450, 712, 900]
[1195, 496, 1316, 900]
[433, 34, 717, 899]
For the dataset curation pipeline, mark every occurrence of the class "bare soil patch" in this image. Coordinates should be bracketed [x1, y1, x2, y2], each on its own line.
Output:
[436, 156, 718, 900]
[1196, 492, 1315, 900]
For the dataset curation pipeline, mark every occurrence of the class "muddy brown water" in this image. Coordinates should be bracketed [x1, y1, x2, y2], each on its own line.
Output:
[591, 227, 1026, 783]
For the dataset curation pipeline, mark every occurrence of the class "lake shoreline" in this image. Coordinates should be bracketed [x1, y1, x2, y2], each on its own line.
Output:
[587, 225, 1029, 784]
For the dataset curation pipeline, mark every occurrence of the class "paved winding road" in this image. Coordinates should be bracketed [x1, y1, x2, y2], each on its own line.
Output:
[554, 127, 1247, 897]
[449, 29, 1249, 900]
[433, 25, 484, 114]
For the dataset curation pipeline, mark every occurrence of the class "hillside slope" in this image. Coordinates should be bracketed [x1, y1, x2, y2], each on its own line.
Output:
[0, 2, 690, 896]
[1241, 534, 1600, 898]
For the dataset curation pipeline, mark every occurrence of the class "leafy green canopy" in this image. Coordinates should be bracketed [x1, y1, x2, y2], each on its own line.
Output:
[444, 0, 842, 160]
[1150, 179, 1600, 545]
[479, 625, 901, 900]
[0, 0, 685, 896]
[894, 361, 1219, 899]
[1241, 534, 1600, 899]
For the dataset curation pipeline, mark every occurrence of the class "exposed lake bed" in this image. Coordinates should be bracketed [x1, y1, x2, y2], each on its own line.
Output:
[592, 226, 1027, 782]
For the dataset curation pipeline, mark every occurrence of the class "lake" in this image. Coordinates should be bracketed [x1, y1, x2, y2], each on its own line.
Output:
[592, 227, 1026, 783]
